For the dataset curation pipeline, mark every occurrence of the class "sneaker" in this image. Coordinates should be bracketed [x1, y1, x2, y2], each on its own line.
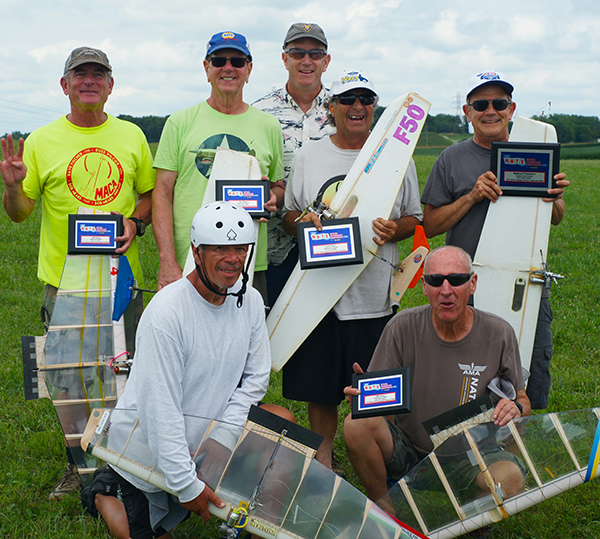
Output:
[331, 450, 346, 478]
[49, 464, 83, 500]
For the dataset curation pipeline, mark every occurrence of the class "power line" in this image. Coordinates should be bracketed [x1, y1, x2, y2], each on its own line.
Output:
[0, 97, 64, 115]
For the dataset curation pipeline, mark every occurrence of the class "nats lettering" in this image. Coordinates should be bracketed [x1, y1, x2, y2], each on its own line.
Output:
[458, 362, 487, 404]
[66, 148, 124, 206]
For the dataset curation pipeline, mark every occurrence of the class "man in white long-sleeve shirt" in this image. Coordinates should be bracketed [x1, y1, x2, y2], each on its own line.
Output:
[103, 202, 273, 539]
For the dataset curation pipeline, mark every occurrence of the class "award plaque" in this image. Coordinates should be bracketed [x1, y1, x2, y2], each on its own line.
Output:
[490, 141, 560, 197]
[215, 179, 270, 218]
[297, 217, 363, 270]
[351, 368, 411, 419]
[68, 214, 123, 254]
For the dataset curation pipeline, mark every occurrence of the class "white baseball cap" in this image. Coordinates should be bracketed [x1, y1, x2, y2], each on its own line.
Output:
[466, 70, 513, 100]
[330, 69, 376, 97]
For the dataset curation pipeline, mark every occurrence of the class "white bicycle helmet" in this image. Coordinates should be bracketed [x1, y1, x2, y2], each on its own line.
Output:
[190, 201, 255, 247]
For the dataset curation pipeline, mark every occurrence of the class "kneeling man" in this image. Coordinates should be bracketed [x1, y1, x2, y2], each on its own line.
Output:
[105, 202, 274, 538]
[344, 245, 531, 503]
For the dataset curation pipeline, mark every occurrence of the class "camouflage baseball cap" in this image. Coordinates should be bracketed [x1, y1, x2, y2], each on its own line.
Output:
[63, 47, 112, 75]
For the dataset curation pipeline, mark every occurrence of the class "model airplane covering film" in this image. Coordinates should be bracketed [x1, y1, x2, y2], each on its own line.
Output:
[40, 253, 127, 475]
[81, 406, 426, 539]
[380, 408, 600, 538]
[20, 207, 131, 477]
[268, 92, 431, 372]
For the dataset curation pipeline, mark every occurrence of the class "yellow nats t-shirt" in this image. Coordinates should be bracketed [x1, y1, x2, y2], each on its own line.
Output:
[23, 115, 155, 287]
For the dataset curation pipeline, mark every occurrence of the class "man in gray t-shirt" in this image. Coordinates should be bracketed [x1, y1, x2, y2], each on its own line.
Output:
[420, 70, 570, 410]
[344, 245, 531, 503]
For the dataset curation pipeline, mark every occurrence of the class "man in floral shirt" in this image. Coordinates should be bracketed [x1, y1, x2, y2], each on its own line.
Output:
[253, 23, 335, 307]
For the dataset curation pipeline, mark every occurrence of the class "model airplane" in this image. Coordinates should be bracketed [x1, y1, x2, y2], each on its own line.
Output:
[380, 404, 600, 538]
[472, 116, 562, 372]
[22, 209, 131, 478]
[81, 405, 427, 539]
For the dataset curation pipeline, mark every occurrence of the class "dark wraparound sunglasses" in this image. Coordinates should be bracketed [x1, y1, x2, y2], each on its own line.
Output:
[209, 57, 249, 68]
[336, 94, 376, 106]
[423, 273, 473, 287]
[285, 48, 328, 60]
[468, 99, 512, 112]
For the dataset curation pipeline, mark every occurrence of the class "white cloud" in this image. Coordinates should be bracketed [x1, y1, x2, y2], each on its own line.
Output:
[1, 0, 599, 134]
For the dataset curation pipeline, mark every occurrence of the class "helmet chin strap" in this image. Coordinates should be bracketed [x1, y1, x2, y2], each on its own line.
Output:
[194, 244, 255, 308]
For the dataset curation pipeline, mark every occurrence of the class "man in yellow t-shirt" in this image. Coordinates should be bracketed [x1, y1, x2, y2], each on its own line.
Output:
[0, 47, 154, 512]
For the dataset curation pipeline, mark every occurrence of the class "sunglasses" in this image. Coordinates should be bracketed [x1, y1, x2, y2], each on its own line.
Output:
[423, 273, 473, 287]
[336, 94, 376, 106]
[468, 99, 512, 112]
[209, 57, 249, 68]
[285, 48, 328, 60]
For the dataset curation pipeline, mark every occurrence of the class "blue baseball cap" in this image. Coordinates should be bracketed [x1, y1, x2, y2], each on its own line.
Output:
[206, 31, 252, 60]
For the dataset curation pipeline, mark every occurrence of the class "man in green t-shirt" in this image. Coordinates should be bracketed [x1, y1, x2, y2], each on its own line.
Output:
[152, 31, 284, 300]
[0, 46, 154, 512]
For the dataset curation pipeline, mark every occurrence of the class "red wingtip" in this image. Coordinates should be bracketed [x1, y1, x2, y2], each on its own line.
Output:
[408, 225, 429, 289]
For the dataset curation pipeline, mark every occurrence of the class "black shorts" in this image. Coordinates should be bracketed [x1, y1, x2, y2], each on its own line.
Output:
[104, 467, 172, 539]
[283, 311, 394, 405]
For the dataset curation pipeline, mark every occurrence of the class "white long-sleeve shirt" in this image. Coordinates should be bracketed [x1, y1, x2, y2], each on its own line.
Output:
[110, 278, 270, 503]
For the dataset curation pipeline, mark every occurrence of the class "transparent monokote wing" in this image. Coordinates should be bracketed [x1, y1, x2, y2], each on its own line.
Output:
[381, 408, 600, 538]
[43, 254, 117, 472]
[83, 408, 424, 539]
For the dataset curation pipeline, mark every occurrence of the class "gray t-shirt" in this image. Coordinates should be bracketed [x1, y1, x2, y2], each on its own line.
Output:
[285, 136, 423, 320]
[421, 138, 491, 258]
[369, 305, 524, 456]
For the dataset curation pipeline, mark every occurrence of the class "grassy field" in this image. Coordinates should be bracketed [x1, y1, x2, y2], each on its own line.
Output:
[0, 156, 599, 538]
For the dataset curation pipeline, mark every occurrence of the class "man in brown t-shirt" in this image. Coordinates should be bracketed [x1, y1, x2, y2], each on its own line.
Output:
[344, 245, 531, 502]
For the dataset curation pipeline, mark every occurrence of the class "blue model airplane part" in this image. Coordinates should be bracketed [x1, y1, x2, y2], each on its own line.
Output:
[112, 254, 134, 321]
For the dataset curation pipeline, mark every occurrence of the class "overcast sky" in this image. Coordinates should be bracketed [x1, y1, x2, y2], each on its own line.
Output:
[1, 0, 599, 135]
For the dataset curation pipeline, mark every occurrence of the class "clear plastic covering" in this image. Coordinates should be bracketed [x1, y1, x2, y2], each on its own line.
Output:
[85, 408, 423, 539]
[383, 409, 599, 538]
[43, 255, 116, 470]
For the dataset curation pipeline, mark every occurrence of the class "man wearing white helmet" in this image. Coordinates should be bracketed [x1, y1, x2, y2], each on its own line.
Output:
[101, 201, 273, 537]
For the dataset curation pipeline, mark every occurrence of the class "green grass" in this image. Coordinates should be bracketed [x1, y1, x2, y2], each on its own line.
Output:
[1, 157, 599, 538]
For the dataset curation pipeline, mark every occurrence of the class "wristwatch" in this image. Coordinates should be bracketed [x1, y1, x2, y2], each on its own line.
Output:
[512, 399, 524, 415]
[129, 217, 146, 237]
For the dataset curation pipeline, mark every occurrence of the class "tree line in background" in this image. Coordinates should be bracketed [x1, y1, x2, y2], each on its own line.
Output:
[532, 114, 600, 143]
[3, 112, 599, 144]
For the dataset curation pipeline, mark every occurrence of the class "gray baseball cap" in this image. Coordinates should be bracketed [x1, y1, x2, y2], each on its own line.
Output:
[283, 23, 328, 49]
[64, 47, 112, 75]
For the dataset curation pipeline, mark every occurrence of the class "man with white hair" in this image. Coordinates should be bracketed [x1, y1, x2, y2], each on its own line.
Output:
[282, 69, 422, 469]
[421, 70, 570, 410]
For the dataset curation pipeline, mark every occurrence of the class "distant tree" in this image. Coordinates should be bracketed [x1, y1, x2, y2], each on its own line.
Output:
[118, 115, 169, 143]
[372, 108, 467, 134]
[425, 113, 467, 134]
[531, 114, 600, 143]
[1, 131, 29, 141]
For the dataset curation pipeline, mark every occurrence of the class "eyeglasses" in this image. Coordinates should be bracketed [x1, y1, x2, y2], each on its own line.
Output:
[336, 94, 376, 106]
[209, 57, 249, 68]
[285, 48, 328, 60]
[423, 273, 473, 287]
[468, 99, 512, 112]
